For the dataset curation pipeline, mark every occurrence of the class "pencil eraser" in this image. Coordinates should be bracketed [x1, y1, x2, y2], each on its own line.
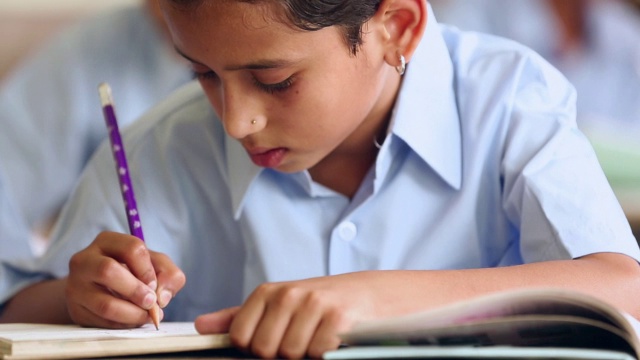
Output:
[98, 83, 114, 107]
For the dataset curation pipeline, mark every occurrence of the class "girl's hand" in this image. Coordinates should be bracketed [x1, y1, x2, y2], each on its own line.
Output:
[65, 231, 185, 328]
[195, 273, 381, 359]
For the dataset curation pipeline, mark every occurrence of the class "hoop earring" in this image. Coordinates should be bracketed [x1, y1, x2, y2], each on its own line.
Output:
[396, 54, 406, 75]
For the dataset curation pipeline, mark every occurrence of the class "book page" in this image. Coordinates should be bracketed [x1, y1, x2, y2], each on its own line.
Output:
[324, 346, 637, 360]
[342, 316, 634, 353]
[624, 313, 640, 341]
[340, 288, 640, 358]
[346, 289, 636, 336]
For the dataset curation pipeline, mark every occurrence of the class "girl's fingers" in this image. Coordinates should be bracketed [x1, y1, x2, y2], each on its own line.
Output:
[245, 298, 295, 359]
[70, 305, 136, 329]
[277, 303, 324, 359]
[228, 284, 272, 349]
[306, 314, 346, 359]
[94, 232, 157, 288]
[67, 282, 151, 328]
[224, 277, 365, 358]
[227, 283, 343, 359]
[150, 251, 186, 308]
[195, 306, 241, 334]
[70, 252, 157, 311]
[66, 231, 181, 327]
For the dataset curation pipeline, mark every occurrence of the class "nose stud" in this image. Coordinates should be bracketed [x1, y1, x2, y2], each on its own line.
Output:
[251, 119, 257, 125]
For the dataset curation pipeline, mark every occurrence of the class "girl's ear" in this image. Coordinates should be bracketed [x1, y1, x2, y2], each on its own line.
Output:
[374, 0, 427, 70]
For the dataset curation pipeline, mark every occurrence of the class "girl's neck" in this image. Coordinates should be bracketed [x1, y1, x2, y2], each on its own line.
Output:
[308, 148, 379, 198]
[309, 104, 394, 198]
[308, 64, 401, 198]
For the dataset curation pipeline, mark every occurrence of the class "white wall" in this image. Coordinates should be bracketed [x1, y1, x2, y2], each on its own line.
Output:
[0, 0, 139, 15]
[0, 0, 141, 77]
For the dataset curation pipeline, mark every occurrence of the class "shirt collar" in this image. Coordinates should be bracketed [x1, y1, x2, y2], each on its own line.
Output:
[227, 5, 462, 217]
[389, 5, 462, 190]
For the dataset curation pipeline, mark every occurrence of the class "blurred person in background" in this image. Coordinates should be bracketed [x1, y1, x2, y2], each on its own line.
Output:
[430, 0, 640, 146]
[0, 0, 192, 258]
[431, 0, 640, 185]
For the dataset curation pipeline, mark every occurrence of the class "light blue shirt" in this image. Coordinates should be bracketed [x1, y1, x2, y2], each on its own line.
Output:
[0, 171, 30, 260]
[0, 5, 192, 258]
[1, 9, 638, 321]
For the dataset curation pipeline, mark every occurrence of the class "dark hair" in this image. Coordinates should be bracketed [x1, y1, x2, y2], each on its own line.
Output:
[166, 0, 383, 54]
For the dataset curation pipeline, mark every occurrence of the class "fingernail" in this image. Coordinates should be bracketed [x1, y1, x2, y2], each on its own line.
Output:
[148, 280, 158, 291]
[159, 290, 173, 308]
[142, 292, 157, 309]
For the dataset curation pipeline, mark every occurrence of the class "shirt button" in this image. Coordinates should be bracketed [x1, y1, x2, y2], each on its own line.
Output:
[338, 221, 358, 242]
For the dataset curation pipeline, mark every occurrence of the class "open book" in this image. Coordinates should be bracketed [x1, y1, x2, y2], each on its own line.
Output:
[324, 288, 640, 360]
[0, 322, 230, 359]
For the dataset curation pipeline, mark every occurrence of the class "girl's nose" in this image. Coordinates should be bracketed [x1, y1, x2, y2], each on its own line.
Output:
[221, 88, 266, 139]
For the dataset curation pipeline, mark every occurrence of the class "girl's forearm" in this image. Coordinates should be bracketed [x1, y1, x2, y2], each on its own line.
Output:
[364, 253, 640, 320]
[0, 278, 72, 324]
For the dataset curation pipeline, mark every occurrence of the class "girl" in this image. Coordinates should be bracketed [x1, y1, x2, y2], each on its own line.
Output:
[1, 0, 639, 359]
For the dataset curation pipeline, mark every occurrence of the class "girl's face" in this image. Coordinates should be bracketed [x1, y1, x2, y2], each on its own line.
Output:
[162, 1, 400, 174]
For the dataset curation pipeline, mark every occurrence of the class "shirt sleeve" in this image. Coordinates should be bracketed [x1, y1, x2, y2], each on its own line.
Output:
[0, 170, 32, 261]
[499, 51, 640, 263]
[0, 147, 122, 310]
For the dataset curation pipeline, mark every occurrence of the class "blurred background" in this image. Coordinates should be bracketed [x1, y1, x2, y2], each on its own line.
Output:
[0, 0, 137, 77]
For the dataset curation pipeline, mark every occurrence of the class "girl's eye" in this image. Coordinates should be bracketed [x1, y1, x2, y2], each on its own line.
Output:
[191, 70, 218, 81]
[253, 76, 294, 94]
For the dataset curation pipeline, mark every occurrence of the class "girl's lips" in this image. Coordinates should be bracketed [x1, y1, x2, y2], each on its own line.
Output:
[248, 147, 287, 168]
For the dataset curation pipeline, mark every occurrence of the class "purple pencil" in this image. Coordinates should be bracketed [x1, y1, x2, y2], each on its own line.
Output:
[98, 83, 160, 330]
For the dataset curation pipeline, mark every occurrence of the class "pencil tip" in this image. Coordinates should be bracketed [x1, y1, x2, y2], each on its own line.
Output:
[149, 304, 161, 331]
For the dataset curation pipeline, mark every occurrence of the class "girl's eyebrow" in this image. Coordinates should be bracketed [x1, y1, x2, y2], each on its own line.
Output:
[174, 46, 202, 65]
[224, 59, 294, 71]
[174, 46, 295, 71]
